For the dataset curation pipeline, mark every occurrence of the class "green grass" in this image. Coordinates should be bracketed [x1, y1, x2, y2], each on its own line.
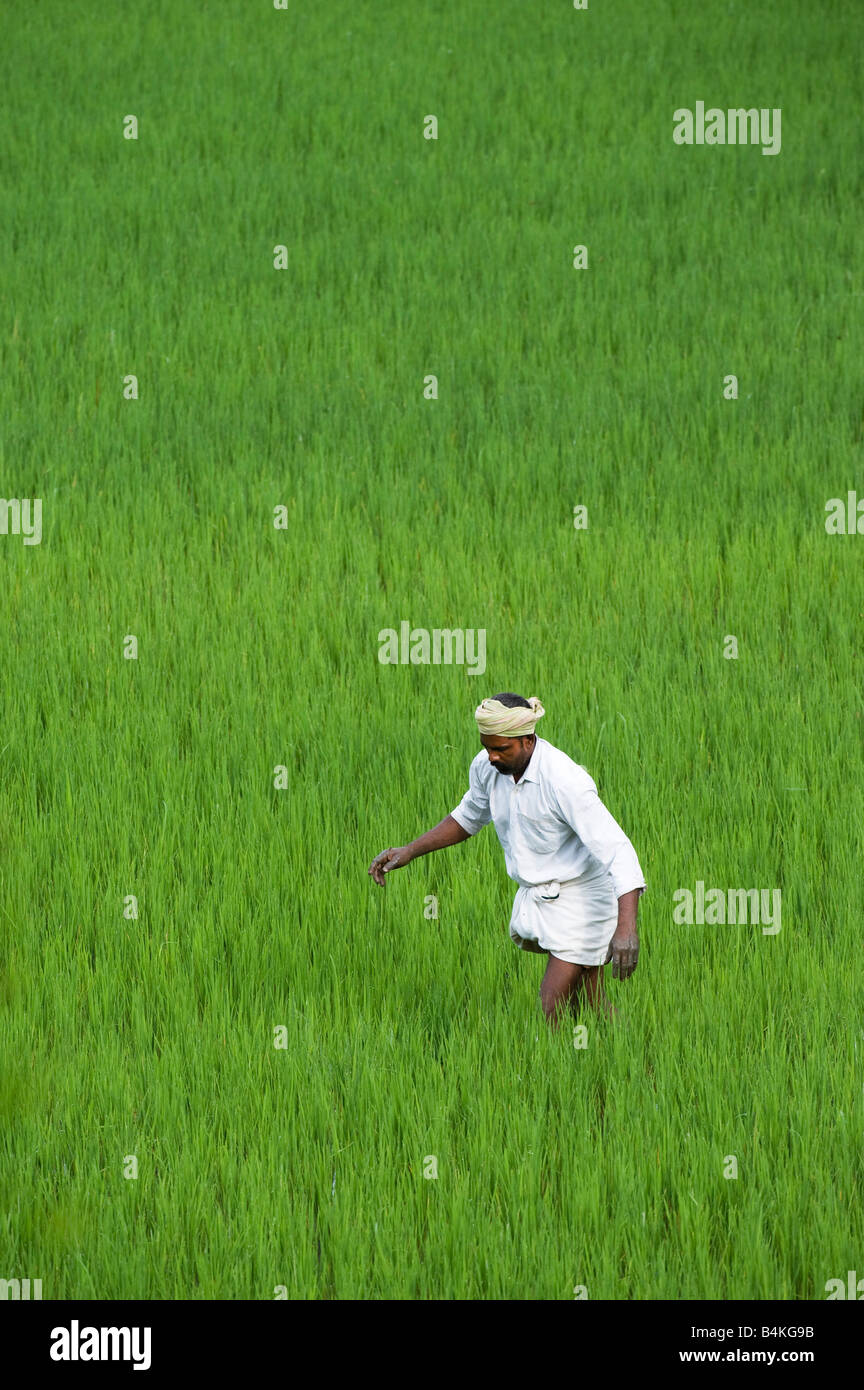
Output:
[1, 0, 862, 1298]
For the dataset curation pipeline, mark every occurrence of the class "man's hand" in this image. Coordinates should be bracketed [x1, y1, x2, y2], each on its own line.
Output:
[605, 925, 639, 979]
[605, 888, 641, 979]
[368, 846, 414, 886]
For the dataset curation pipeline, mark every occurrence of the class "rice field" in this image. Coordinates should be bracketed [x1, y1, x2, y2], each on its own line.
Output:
[1, 0, 862, 1300]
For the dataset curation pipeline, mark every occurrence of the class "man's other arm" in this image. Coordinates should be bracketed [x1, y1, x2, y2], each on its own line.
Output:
[368, 816, 471, 886]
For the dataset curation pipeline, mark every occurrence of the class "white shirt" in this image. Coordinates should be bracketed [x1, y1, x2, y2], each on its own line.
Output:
[450, 736, 647, 899]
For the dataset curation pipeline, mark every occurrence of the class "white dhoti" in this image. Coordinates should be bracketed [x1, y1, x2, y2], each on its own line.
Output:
[508, 860, 619, 966]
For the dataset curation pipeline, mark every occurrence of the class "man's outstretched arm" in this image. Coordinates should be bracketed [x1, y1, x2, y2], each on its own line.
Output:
[368, 815, 471, 886]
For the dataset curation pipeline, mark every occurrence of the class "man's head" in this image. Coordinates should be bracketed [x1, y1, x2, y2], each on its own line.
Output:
[475, 692, 544, 778]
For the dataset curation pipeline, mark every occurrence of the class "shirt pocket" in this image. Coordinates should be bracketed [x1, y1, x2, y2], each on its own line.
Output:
[516, 808, 562, 854]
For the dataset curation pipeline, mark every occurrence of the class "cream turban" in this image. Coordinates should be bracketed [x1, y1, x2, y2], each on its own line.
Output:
[474, 696, 545, 737]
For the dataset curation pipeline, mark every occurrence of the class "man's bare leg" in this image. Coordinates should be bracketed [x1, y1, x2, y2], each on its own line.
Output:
[539, 955, 585, 1031]
[572, 964, 621, 1023]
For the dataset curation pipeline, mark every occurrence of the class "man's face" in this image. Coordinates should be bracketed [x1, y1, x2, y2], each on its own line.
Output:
[481, 734, 533, 777]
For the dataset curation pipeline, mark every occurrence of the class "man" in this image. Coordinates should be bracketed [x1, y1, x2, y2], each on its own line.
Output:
[368, 693, 646, 1030]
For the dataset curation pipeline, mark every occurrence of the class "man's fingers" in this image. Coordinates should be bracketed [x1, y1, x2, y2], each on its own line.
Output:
[615, 952, 638, 979]
[368, 849, 393, 884]
[609, 943, 638, 979]
[370, 848, 405, 885]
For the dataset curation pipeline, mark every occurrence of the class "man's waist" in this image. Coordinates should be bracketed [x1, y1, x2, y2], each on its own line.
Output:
[517, 866, 612, 892]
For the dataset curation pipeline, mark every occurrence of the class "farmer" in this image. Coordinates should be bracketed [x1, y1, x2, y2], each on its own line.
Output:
[368, 693, 646, 1029]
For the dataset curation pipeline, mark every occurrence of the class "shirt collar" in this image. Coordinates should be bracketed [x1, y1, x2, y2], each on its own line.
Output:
[518, 737, 543, 783]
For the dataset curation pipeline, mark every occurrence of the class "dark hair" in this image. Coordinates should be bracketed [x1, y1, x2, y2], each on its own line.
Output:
[490, 692, 531, 709]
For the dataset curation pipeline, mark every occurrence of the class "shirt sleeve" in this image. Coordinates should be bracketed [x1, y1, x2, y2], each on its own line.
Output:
[450, 758, 492, 836]
[551, 771, 647, 900]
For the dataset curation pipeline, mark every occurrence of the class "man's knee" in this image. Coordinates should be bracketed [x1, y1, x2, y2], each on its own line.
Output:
[540, 959, 583, 1007]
